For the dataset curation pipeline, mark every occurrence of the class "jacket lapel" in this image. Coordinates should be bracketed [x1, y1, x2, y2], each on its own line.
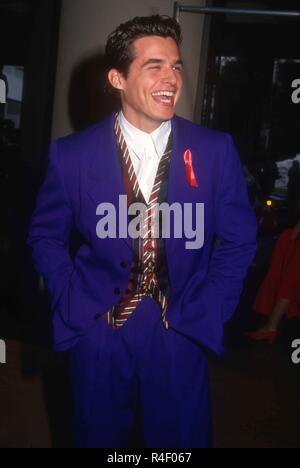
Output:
[166, 116, 200, 257]
[86, 114, 132, 250]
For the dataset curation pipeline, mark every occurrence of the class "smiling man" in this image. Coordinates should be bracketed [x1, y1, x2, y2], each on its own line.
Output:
[107, 35, 183, 131]
[28, 16, 257, 448]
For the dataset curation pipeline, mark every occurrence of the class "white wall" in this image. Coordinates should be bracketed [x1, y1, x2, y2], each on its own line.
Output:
[52, 0, 206, 139]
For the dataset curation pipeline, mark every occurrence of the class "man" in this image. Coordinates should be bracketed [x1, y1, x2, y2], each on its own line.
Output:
[28, 16, 257, 448]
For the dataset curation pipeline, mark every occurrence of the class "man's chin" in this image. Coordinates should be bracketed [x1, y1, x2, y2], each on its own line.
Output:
[154, 109, 175, 122]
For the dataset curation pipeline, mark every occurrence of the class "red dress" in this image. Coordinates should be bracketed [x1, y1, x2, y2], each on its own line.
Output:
[254, 229, 300, 318]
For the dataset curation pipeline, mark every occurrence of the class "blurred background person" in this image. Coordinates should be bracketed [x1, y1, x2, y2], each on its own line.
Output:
[247, 198, 300, 343]
[287, 160, 300, 207]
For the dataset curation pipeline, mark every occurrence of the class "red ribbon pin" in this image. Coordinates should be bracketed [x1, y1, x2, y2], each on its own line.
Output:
[183, 150, 198, 188]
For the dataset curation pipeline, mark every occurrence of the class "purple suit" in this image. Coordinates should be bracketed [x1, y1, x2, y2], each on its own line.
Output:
[28, 113, 257, 447]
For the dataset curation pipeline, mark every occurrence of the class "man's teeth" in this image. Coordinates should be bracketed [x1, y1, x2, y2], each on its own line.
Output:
[152, 91, 174, 97]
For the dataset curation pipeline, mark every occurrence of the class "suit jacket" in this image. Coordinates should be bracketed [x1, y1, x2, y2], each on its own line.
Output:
[28, 113, 257, 353]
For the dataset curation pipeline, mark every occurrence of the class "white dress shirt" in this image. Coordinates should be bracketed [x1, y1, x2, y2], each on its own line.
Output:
[118, 112, 171, 204]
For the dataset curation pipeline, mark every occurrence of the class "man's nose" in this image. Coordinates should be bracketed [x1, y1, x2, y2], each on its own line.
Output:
[161, 66, 177, 84]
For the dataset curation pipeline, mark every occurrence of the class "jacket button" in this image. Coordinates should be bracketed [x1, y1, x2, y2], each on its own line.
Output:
[114, 288, 121, 295]
[120, 261, 128, 269]
[94, 314, 101, 321]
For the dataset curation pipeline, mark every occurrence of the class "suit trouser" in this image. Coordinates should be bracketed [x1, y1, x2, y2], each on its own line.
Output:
[69, 298, 213, 448]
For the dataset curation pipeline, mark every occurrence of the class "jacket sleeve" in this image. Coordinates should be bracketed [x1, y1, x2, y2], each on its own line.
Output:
[170, 134, 258, 355]
[207, 134, 258, 323]
[27, 141, 74, 313]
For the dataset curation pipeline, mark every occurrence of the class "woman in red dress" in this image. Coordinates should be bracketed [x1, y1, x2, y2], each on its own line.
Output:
[247, 218, 300, 343]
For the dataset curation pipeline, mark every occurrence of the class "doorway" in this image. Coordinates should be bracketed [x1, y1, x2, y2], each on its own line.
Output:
[196, 1, 300, 166]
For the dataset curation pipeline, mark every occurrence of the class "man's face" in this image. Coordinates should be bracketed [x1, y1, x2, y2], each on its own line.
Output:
[108, 35, 183, 133]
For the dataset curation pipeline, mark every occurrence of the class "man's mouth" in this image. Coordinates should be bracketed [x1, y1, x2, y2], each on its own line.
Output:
[151, 91, 175, 105]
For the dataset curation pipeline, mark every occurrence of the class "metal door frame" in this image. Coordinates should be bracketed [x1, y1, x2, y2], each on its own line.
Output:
[174, 2, 300, 22]
[173, 3, 300, 123]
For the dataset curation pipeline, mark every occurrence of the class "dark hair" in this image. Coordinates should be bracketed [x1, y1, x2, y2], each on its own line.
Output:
[104, 15, 182, 79]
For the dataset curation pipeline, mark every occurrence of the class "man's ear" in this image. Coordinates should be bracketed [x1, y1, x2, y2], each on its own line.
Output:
[107, 69, 125, 91]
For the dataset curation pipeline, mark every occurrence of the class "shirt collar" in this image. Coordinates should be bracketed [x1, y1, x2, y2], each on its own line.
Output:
[118, 111, 171, 160]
